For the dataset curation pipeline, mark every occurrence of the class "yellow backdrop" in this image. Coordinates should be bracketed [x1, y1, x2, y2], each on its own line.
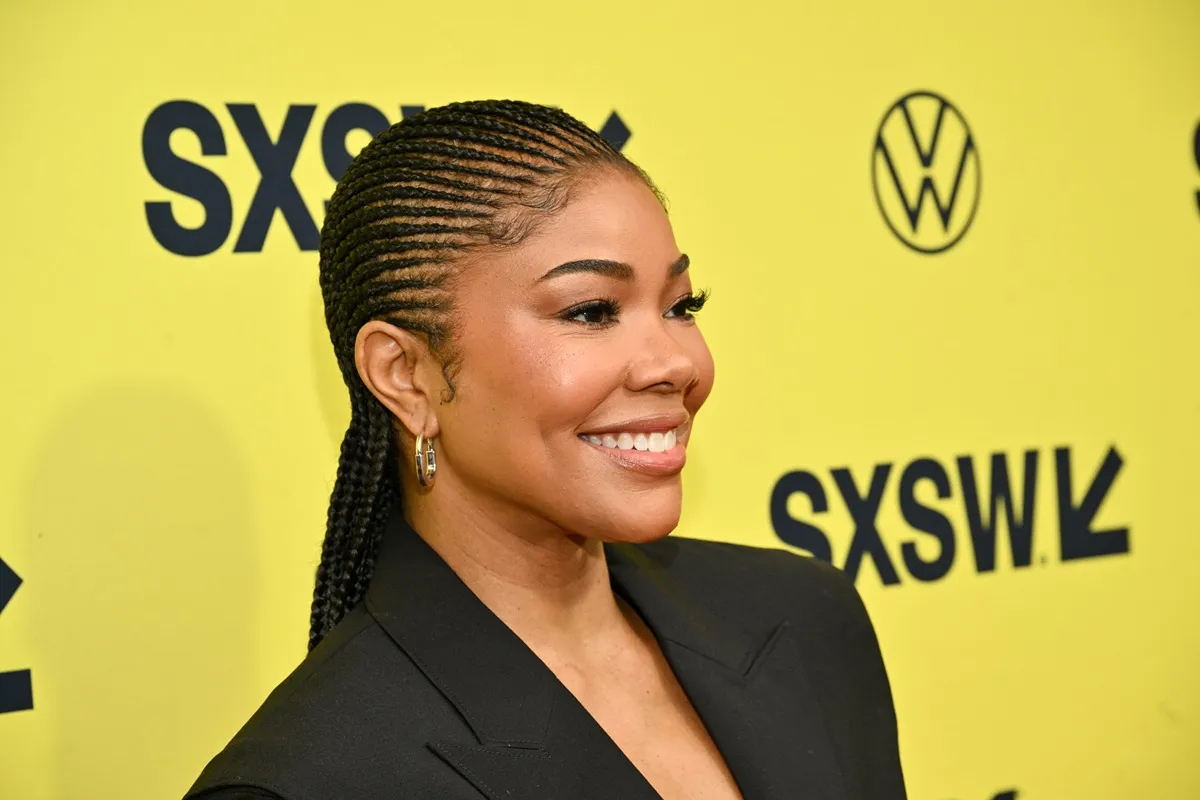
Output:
[1, 1, 1197, 797]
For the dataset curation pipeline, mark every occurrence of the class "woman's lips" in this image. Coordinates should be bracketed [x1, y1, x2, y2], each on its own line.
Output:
[577, 421, 689, 476]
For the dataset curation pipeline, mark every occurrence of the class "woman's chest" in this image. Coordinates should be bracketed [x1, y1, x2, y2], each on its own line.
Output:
[564, 667, 746, 800]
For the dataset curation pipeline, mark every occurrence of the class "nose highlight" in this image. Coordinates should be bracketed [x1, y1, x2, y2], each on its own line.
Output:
[626, 320, 699, 394]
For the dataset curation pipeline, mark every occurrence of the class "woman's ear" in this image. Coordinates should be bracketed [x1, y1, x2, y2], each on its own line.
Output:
[354, 320, 442, 439]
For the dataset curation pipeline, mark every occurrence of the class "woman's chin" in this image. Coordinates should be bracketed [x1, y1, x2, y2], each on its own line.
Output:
[594, 507, 682, 545]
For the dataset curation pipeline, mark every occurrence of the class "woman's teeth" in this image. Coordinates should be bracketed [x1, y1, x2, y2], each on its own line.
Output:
[581, 428, 680, 453]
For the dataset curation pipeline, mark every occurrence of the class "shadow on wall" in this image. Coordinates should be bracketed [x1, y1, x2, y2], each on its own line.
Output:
[21, 382, 260, 798]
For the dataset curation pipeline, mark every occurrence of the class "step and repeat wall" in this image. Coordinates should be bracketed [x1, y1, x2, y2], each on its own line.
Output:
[1, 1, 1197, 797]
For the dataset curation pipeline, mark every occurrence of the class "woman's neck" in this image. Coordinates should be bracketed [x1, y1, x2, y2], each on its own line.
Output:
[406, 489, 632, 660]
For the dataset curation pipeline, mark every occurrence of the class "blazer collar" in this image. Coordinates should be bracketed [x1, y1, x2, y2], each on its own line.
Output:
[364, 508, 848, 800]
[364, 508, 556, 748]
[604, 539, 764, 675]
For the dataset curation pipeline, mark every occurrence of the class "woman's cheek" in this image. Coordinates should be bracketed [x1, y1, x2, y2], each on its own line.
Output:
[549, 346, 625, 406]
[685, 332, 716, 407]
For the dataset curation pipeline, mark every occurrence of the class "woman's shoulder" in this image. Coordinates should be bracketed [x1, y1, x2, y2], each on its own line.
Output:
[630, 535, 878, 649]
[637, 534, 857, 606]
[187, 788, 284, 800]
[182, 604, 449, 799]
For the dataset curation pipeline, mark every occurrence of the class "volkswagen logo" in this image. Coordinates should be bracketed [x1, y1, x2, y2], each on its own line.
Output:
[872, 91, 981, 254]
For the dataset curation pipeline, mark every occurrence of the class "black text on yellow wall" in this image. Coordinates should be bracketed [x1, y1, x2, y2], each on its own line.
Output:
[770, 445, 1129, 583]
[141, 101, 632, 257]
[0, 556, 33, 714]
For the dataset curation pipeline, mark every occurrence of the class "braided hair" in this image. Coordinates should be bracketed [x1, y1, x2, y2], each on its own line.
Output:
[311, 99, 652, 650]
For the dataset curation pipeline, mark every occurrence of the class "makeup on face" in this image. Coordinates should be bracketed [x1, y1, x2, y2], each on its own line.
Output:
[576, 415, 692, 477]
[437, 171, 714, 541]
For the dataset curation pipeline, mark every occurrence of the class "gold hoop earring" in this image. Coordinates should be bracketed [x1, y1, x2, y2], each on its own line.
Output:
[415, 432, 437, 488]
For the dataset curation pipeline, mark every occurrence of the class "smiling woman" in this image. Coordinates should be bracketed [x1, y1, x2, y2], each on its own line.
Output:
[183, 99, 906, 800]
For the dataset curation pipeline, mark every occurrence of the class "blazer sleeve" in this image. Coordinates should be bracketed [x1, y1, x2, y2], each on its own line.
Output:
[187, 787, 286, 800]
[855, 589, 906, 798]
[817, 557, 908, 799]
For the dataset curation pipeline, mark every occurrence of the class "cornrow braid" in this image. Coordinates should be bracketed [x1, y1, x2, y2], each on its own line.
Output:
[310, 99, 647, 650]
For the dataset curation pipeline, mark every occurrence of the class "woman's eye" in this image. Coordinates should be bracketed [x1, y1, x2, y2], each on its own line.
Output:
[563, 300, 619, 325]
[666, 290, 710, 320]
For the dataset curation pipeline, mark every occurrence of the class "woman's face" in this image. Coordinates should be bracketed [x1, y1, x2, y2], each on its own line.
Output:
[433, 168, 715, 543]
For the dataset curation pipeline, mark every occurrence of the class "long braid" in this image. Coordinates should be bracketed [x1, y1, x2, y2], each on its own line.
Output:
[308, 390, 395, 651]
[310, 99, 646, 649]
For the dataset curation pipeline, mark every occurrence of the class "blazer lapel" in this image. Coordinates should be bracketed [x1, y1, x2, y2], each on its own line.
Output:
[365, 510, 660, 800]
[365, 508, 849, 800]
[607, 542, 852, 800]
[427, 688, 662, 800]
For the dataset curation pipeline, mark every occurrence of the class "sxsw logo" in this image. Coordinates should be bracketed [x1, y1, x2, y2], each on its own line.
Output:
[872, 90, 981, 254]
[0, 555, 32, 714]
[771, 445, 1129, 584]
[1192, 118, 1199, 217]
[142, 101, 632, 257]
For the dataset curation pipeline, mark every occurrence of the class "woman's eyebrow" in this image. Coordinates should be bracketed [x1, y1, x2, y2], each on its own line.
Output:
[537, 253, 690, 282]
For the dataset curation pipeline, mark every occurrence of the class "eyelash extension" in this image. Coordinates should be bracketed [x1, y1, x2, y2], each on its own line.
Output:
[672, 289, 710, 317]
[560, 289, 711, 326]
[560, 298, 621, 326]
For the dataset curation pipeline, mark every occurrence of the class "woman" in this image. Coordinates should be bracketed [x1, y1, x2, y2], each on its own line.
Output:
[185, 99, 906, 800]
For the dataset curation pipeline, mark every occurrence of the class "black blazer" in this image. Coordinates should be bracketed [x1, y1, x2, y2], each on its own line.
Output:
[185, 511, 906, 800]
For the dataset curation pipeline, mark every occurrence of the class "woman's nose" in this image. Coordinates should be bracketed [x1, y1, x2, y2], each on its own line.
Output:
[624, 320, 699, 394]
